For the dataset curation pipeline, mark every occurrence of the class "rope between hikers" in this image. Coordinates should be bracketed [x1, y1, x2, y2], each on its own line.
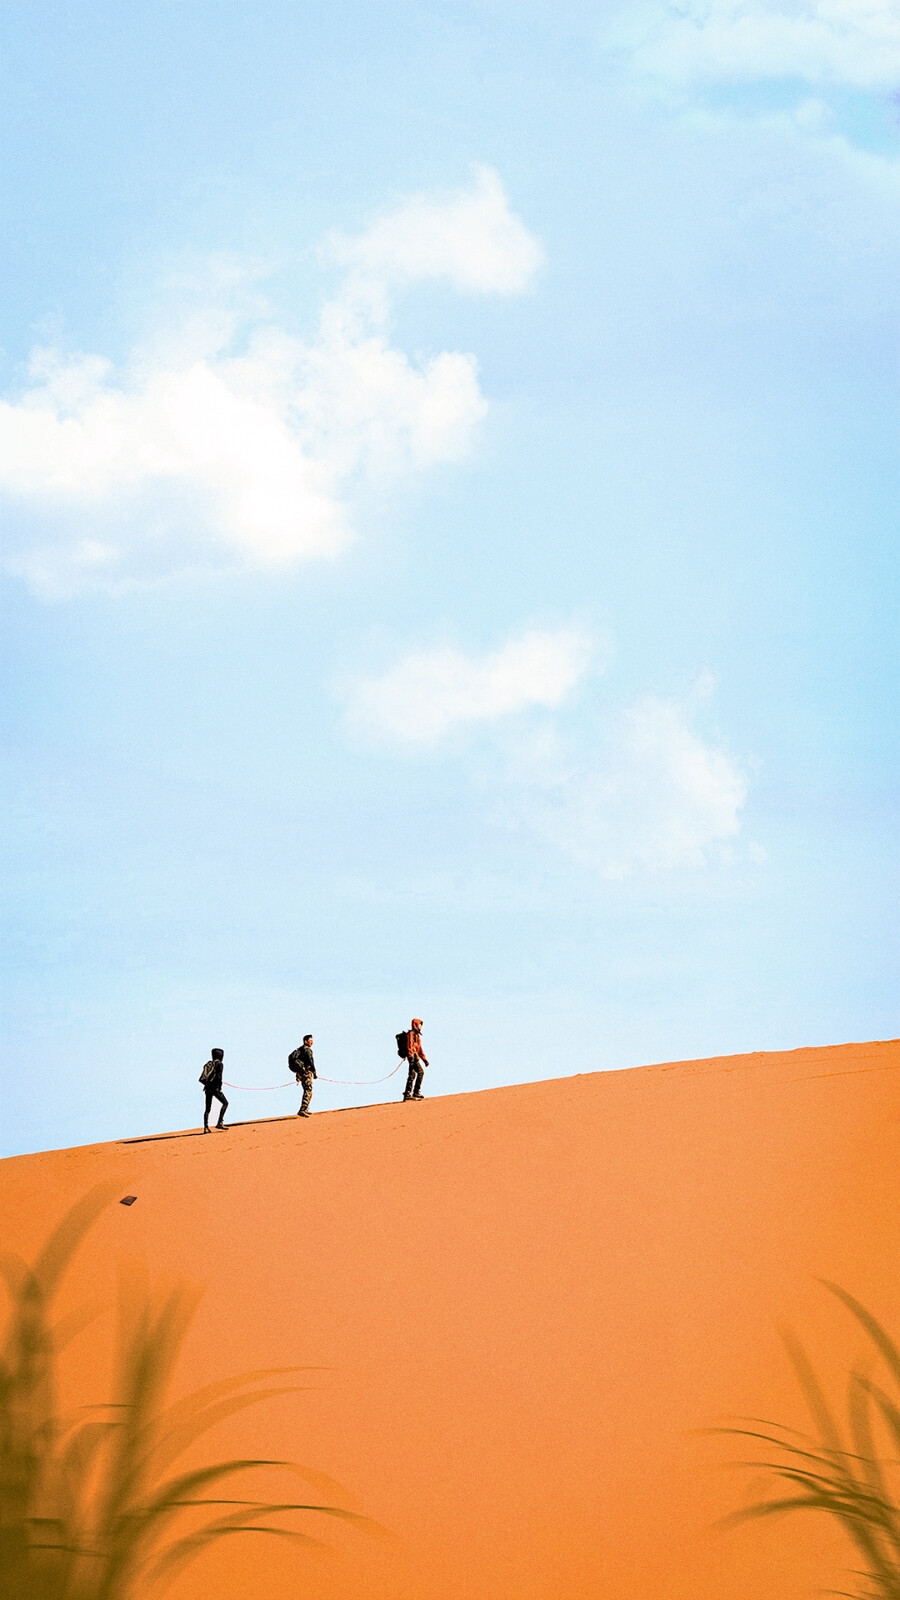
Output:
[224, 1061, 404, 1090]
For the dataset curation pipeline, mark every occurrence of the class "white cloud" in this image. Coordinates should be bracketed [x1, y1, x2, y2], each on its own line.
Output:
[351, 634, 750, 876]
[629, 0, 900, 89]
[328, 165, 545, 296]
[350, 628, 594, 745]
[0, 169, 540, 596]
[533, 694, 748, 877]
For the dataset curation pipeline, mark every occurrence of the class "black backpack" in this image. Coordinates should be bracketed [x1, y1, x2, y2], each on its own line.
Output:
[288, 1047, 303, 1075]
[396, 1031, 409, 1060]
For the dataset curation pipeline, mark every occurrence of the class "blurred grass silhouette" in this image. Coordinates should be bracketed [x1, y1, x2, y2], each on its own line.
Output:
[715, 1282, 900, 1600]
[0, 1186, 375, 1598]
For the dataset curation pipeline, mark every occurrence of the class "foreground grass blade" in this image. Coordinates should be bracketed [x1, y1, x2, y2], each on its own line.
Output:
[0, 1193, 381, 1600]
[714, 1286, 900, 1600]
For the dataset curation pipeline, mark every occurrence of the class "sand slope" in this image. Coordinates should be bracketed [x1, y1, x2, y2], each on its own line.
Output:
[2, 1039, 899, 1598]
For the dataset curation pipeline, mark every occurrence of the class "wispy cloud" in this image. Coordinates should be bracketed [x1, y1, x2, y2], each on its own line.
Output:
[528, 690, 748, 878]
[626, 0, 900, 89]
[351, 633, 751, 876]
[327, 165, 545, 296]
[349, 627, 594, 745]
[0, 168, 541, 597]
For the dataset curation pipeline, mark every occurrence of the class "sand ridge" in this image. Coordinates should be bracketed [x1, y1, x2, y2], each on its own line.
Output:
[2, 1038, 899, 1598]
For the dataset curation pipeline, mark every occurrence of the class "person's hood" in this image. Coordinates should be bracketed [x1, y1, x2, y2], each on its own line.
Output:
[411, 1019, 423, 1030]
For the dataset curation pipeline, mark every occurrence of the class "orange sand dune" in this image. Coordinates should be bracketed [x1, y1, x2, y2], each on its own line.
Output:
[2, 1039, 900, 1598]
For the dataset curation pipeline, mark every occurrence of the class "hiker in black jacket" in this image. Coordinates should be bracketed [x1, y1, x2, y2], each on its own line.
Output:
[289, 1035, 317, 1117]
[200, 1048, 228, 1132]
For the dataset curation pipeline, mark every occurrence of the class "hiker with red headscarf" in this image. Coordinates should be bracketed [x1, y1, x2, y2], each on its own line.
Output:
[401, 1018, 429, 1101]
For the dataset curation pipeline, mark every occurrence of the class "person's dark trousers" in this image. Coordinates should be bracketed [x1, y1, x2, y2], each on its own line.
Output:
[204, 1085, 228, 1129]
[403, 1059, 425, 1100]
[297, 1071, 314, 1115]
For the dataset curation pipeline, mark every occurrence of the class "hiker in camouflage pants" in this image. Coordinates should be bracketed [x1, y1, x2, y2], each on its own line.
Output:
[291, 1035, 317, 1117]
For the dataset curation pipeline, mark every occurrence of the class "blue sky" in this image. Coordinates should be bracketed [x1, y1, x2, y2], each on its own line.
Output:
[1, 0, 897, 1156]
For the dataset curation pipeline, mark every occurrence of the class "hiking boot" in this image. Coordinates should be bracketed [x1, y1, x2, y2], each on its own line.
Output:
[298, 1109, 311, 1117]
[412, 1093, 424, 1100]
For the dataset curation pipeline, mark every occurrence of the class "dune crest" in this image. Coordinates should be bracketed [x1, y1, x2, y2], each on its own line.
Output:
[2, 1039, 898, 1598]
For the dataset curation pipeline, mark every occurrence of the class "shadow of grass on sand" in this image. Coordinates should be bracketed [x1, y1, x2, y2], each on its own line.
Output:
[0, 1186, 380, 1599]
[713, 1283, 900, 1600]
